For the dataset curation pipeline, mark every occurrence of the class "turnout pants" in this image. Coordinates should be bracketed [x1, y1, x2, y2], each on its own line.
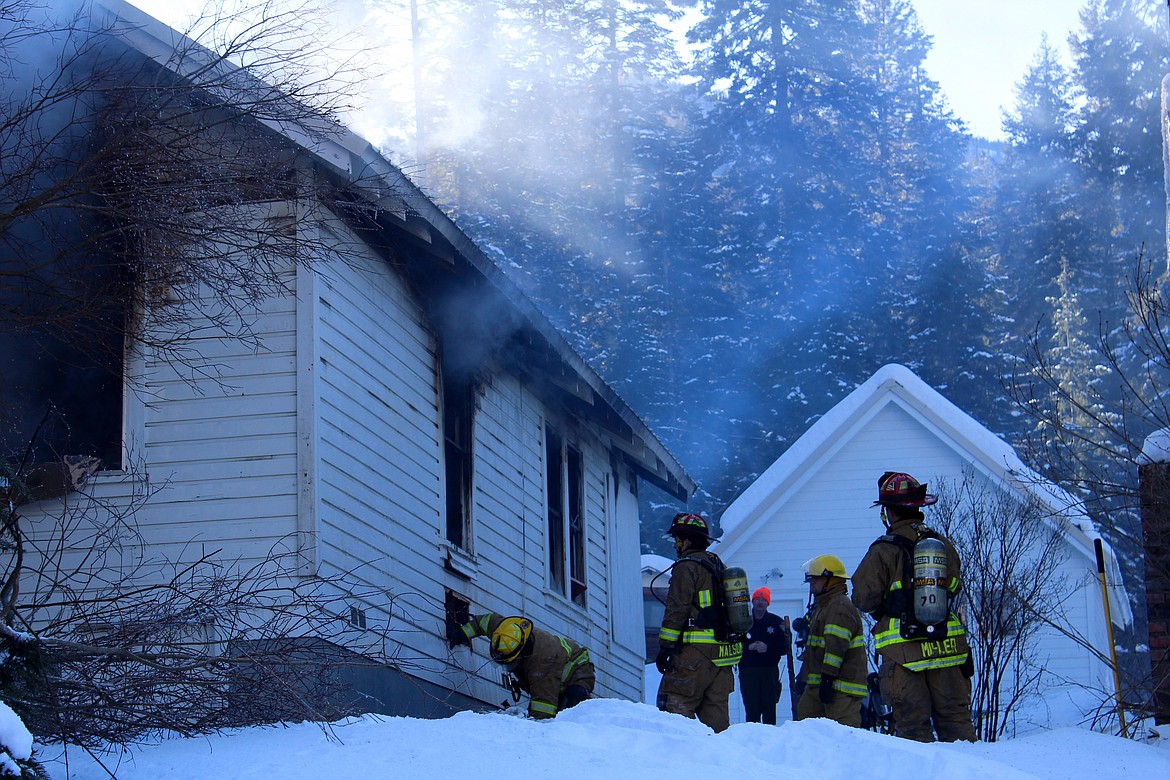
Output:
[795, 688, 863, 727]
[657, 644, 735, 733]
[879, 661, 976, 742]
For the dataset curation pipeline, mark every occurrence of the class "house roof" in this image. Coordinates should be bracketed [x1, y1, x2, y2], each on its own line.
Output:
[715, 363, 1132, 626]
[640, 554, 674, 588]
[93, 1, 694, 500]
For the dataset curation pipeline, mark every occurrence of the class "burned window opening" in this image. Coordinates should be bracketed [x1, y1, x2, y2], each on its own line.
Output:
[1, 212, 129, 472]
[444, 589, 471, 649]
[4, 59, 310, 478]
[567, 444, 586, 605]
[545, 423, 586, 604]
[546, 425, 565, 595]
[441, 348, 476, 550]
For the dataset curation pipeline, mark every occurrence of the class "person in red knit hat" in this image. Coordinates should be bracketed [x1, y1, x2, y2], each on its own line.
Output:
[737, 585, 791, 724]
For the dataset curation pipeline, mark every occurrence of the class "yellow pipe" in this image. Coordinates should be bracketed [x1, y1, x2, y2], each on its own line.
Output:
[1095, 539, 1126, 735]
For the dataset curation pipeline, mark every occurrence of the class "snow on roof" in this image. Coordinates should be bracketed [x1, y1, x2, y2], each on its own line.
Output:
[1139, 427, 1170, 465]
[640, 554, 674, 589]
[716, 364, 1132, 627]
[640, 554, 673, 574]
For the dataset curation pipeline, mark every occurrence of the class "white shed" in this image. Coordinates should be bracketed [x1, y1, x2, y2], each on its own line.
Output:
[713, 363, 1131, 730]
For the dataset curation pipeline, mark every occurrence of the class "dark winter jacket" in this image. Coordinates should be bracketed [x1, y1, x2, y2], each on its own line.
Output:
[739, 610, 789, 669]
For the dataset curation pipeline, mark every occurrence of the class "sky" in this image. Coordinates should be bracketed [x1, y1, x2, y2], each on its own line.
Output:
[28, 696, 1170, 780]
[122, 0, 1092, 143]
[911, 0, 1087, 140]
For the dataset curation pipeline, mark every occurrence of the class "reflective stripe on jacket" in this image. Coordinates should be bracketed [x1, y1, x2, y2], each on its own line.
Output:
[799, 583, 868, 697]
[874, 613, 969, 671]
[659, 552, 743, 667]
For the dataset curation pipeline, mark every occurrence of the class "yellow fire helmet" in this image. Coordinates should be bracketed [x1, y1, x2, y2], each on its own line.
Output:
[802, 554, 849, 581]
[490, 617, 534, 666]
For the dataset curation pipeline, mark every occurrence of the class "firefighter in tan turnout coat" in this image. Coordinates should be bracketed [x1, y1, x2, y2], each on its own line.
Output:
[795, 554, 868, 727]
[851, 471, 977, 742]
[655, 513, 744, 732]
[455, 612, 594, 719]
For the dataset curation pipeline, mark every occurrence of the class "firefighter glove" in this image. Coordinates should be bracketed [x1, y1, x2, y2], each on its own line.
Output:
[655, 644, 674, 674]
[819, 676, 836, 704]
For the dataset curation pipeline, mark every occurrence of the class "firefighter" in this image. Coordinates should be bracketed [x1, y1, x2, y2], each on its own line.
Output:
[851, 471, 977, 742]
[453, 612, 594, 719]
[794, 554, 868, 727]
[655, 513, 743, 732]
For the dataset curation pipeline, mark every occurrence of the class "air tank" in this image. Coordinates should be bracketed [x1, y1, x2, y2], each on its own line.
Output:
[723, 566, 753, 634]
[912, 537, 949, 629]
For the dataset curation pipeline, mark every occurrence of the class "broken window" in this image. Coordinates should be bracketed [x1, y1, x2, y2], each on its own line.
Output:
[441, 352, 475, 550]
[0, 242, 127, 474]
[444, 589, 470, 648]
[545, 424, 586, 604]
[3, 77, 303, 479]
[567, 444, 586, 604]
[546, 425, 565, 595]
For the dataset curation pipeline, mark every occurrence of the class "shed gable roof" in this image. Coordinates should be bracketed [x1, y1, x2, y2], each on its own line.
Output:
[714, 364, 1131, 625]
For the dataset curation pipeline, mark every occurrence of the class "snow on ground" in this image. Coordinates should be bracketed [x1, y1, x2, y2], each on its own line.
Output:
[38, 697, 1170, 780]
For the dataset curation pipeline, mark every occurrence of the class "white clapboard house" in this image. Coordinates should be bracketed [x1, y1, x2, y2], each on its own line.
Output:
[12, 0, 693, 719]
[711, 364, 1131, 731]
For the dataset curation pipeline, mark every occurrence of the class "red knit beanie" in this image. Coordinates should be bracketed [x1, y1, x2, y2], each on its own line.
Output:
[752, 586, 771, 605]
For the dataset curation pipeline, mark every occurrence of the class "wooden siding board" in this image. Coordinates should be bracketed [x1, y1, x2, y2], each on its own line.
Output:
[146, 434, 297, 467]
[318, 476, 436, 550]
[316, 394, 436, 475]
[316, 251, 433, 378]
[115, 256, 303, 571]
[317, 305, 434, 398]
[309, 232, 455, 684]
[317, 334, 435, 417]
[138, 490, 298, 521]
[316, 412, 433, 483]
[146, 415, 297, 448]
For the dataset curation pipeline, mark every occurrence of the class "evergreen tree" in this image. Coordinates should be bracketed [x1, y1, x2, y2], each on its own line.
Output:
[994, 37, 1094, 359]
[682, 0, 982, 496]
[1041, 257, 1116, 479]
[846, 0, 986, 407]
[1070, 0, 1167, 311]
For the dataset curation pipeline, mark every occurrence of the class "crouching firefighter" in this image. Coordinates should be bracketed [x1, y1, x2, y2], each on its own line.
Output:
[451, 612, 594, 719]
[655, 513, 745, 733]
[851, 471, 977, 743]
[795, 554, 868, 727]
